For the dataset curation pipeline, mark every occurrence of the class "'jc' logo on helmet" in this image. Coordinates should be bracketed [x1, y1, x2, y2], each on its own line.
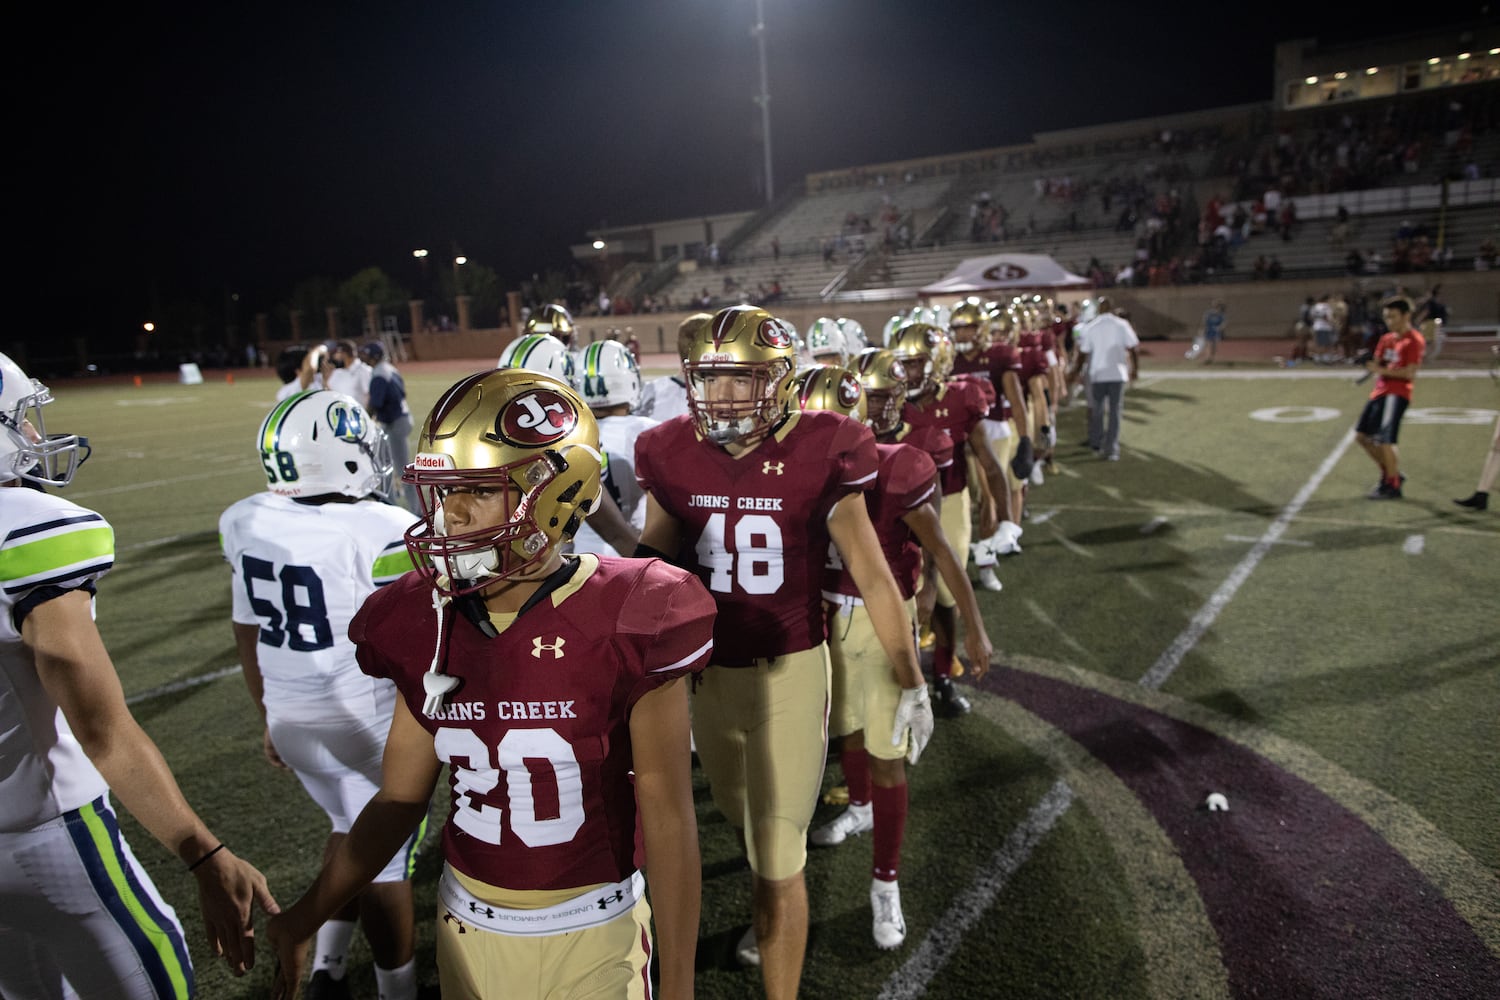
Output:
[326, 401, 366, 442]
[497, 389, 577, 446]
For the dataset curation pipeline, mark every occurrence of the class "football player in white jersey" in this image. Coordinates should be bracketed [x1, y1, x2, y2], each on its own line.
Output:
[635, 313, 709, 422]
[0, 352, 276, 999]
[220, 390, 423, 1000]
[571, 339, 659, 556]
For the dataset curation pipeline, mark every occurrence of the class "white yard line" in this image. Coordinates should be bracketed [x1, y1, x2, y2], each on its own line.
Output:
[125, 666, 240, 706]
[876, 781, 1075, 1000]
[883, 429, 1356, 997]
[1137, 429, 1355, 691]
[1224, 534, 1313, 547]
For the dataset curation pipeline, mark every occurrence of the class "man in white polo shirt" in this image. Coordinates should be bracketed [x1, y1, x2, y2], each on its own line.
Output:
[1072, 296, 1139, 461]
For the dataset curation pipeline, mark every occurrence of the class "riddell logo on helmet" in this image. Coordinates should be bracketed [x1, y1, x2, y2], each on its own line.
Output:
[496, 389, 576, 446]
[413, 454, 454, 469]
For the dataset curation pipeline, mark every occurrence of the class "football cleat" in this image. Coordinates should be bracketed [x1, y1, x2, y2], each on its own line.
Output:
[933, 676, 971, 717]
[810, 802, 873, 846]
[304, 970, 351, 1000]
[871, 879, 907, 950]
[736, 926, 761, 967]
[1453, 491, 1489, 510]
[977, 566, 1004, 592]
[1367, 482, 1403, 500]
[1030, 462, 1045, 486]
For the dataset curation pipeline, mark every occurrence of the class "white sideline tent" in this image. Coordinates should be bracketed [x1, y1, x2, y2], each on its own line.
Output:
[919, 253, 1091, 297]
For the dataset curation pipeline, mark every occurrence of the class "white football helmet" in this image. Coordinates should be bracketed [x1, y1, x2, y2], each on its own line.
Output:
[0, 352, 88, 487]
[804, 317, 850, 366]
[499, 333, 577, 386]
[576, 339, 641, 410]
[257, 390, 393, 499]
[837, 318, 869, 352]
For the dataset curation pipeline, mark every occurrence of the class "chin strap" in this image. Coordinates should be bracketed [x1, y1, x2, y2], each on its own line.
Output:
[421, 587, 460, 718]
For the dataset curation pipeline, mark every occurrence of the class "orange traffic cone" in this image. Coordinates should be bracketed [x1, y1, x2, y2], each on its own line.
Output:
[132, 375, 142, 387]
[226, 373, 234, 385]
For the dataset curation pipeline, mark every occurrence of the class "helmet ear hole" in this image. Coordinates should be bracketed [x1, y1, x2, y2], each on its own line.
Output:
[345, 460, 359, 473]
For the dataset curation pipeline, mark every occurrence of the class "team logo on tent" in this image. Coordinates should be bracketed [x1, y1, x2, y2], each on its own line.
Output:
[982, 262, 1030, 282]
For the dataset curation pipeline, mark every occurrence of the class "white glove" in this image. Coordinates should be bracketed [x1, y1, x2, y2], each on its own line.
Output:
[892, 685, 935, 765]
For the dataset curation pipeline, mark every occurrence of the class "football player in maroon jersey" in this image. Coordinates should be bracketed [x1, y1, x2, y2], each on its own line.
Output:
[887, 321, 1008, 717]
[797, 360, 992, 950]
[634, 306, 932, 1000]
[267, 370, 715, 1000]
[948, 299, 1031, 588]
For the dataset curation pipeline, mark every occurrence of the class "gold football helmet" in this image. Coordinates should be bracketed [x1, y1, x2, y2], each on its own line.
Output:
[402, 369, 602, 596]
[853, 347, 909, 436]
[948, 298, 989, 357]
[792, 364, 867, 422]
[524, 303, 576, 346]
[682, 305, 799, 447]
[887, 321, 952, 399]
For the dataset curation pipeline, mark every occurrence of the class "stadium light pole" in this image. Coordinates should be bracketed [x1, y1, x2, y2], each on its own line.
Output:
[752, 0, 773, 204]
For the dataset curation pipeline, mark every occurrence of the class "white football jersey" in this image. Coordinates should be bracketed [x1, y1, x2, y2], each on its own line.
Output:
[636, 375, 689, 422]
[219, 493, 417, 723]
[572, 413, 659, 556]
[0, 488, 112, 831]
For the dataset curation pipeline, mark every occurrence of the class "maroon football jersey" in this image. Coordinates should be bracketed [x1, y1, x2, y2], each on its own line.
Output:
[635, 409, 877, 663]
[351, 555, 715, 891]
[826, 442, 937, 601]
[1017, 330, 1055, 382]
[952, 342, 1022, 421]
[902, 380, 988, 496]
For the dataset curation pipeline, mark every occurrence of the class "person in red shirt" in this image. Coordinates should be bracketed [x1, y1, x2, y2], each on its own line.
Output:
[1356, 296, 1426, 499]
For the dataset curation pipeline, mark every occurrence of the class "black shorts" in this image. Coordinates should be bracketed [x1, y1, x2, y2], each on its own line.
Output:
[1355, 394, 1409, 444]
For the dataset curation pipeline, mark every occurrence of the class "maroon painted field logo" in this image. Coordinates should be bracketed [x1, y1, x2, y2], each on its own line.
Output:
[982, 262, 1030, 282]
[495, 388, 577, 446]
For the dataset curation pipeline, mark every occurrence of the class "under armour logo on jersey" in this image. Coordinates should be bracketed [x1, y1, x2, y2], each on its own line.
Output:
[763, 461, 785, 475]
[597, 889, 626, 910]
[935, 408, 949, 419]
[532, 636, 566, 659]
[467, 901, 496, 919]
[442, 913, 468, 934]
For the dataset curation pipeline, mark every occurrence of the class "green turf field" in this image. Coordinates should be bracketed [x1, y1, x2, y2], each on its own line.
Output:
[32, 363, 1500, 998]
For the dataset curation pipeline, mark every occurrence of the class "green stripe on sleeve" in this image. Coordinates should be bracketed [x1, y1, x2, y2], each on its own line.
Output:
[372, 547, 417, 580]
[0, 526, 115, 584]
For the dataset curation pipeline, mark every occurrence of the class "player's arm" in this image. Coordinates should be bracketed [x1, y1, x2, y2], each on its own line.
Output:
[629, 677, 700, 1000]
[902, 500, 994, 679]
[24, 590, 278, 976]
[965, 423, 1008, 538]
[268, 695, 440, 999]
[1127, 346, 1140, 382]
[586, 486, 640, 555]
[232, 621, 288, 769]
[1001, 370, 1028, 428]
[829, 494, 922, 689]
[635, 492, 683, 560]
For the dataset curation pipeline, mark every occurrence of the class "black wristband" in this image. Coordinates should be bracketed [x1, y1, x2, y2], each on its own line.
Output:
[187, 843, 225, 872]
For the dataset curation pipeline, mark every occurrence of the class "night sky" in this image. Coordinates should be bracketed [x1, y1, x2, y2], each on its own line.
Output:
[24, 1, 1489, 348]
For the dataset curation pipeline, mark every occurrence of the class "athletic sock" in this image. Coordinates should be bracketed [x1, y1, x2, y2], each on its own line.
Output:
[375, 958, 418, 1000]
[871, 782, 909, 882]
[841, 747, 872, 807]
[311, 919, 356, 980]
[932, 643, 955, 680]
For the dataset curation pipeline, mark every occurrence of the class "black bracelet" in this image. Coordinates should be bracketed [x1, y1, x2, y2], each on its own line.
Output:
[187, 843, 225, 872]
